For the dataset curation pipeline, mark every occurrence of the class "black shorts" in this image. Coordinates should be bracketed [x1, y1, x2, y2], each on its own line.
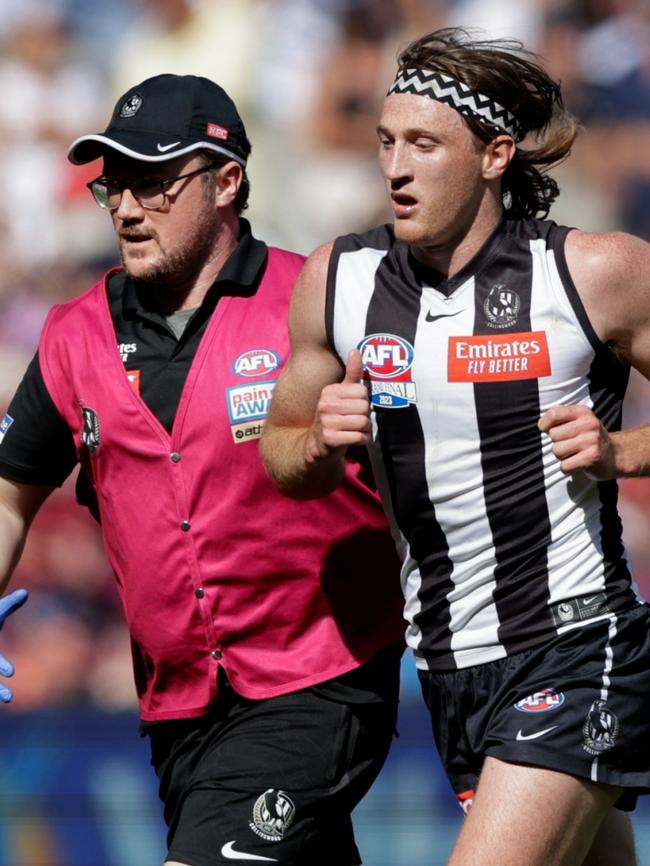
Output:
[144, 643, 403, 866]
[418, 605, 650, 813]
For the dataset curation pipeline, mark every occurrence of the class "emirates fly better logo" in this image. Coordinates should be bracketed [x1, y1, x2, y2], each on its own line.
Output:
[358, 333, 417, 408]
[448, 331, 551, 382]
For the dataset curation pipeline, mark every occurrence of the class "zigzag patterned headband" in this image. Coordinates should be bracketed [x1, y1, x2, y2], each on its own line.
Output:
[388, 68, 525, 142]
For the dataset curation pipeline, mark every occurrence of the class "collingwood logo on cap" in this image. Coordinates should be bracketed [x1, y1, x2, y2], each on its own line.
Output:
[119, 94, 143, 118]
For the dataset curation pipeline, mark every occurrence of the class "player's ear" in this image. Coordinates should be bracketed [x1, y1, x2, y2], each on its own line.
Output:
[482, 135, 516, 180]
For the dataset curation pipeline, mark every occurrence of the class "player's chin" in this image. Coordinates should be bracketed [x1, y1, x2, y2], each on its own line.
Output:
[392, 219, 430, 246]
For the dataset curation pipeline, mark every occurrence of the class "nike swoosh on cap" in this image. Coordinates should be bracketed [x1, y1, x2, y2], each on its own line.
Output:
[221, 841, 278, 862]
[515, 726, 558, 741]
[425, 309, 464, 323]
[156, 141, 182, 152]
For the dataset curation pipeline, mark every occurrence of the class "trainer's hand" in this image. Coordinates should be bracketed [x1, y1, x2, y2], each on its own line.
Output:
[538, 405, 616, 480]
[0, 588, 28, 703]
[305, 350, 370, 464]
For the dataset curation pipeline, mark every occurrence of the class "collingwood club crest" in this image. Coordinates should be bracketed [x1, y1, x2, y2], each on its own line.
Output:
[81, 407, 100, 453]
[583, 699, 619, 756]
[249, 789, 296, 841]
[119, 93, 143, 118]
[484, 285, 520, 329]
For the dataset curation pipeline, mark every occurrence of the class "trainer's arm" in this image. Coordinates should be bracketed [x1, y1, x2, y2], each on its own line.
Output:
[260, 243, 371, 498]
[538, 230, 650, 479]
[0, 477, 52, 592]
[0, 477, 53, 701]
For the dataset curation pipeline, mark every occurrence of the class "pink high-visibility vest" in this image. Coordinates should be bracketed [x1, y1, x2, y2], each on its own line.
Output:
[39, 247, 404, 720]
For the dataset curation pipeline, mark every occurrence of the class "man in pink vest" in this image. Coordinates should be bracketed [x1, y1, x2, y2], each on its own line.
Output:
[0, 74, 405, 866]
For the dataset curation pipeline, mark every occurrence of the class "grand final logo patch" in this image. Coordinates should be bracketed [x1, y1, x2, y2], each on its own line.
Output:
[249, 789, 296, 841]
[358, 333, 417, 409]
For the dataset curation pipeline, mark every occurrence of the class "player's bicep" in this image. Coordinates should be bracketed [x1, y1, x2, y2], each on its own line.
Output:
[269, 243, 343, 428]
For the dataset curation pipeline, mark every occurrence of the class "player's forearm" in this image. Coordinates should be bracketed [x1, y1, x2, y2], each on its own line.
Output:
[610, 425, 650, 477]
[260, 422, 346, 499]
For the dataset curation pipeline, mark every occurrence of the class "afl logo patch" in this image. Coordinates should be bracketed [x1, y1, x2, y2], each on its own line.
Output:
[359, 333, 413, 379]
[514, 688, 565, 713]
[232, 349, 280, 377]
[119, 93, 143, 118]
[249, 789, 296, 841]
[357, 334, 417, 409]
[484, 285, 520, 329]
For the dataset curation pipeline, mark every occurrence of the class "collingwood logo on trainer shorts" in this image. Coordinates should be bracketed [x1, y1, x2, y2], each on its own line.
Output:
[81, 407, 101, 453]
[249, 789, 295, 841]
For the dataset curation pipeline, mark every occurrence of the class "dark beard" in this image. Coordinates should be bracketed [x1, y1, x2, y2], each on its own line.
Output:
[121, 207, 221, 312]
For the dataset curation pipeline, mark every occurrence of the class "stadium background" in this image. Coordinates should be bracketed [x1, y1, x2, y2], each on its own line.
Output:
[0, 0, 649, 863]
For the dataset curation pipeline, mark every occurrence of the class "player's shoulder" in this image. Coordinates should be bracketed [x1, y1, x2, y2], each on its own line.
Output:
[331, 223, 395, 256]
[565, 228, 650, 285]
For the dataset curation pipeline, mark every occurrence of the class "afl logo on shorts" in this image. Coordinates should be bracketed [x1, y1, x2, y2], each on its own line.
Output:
[232, 349, 280, 377]
[249, 789, 296, 841]
[514, 688, 565, 713]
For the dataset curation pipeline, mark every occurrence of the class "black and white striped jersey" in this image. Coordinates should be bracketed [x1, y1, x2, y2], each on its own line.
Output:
[326, 217, 644, 671]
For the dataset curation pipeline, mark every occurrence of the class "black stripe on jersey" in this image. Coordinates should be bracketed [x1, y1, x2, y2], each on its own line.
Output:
[365, 243, 455, 663]
[472, 224, 554, 650]
[550, 223, 636, 606]
[325, 226, 394, 351]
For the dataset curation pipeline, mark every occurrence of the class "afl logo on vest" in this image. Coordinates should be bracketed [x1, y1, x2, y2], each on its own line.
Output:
[232, 349, 280, 378]
[358, 333, 417, 409]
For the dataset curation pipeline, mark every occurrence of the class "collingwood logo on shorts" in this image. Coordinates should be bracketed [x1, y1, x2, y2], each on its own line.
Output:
[582, 699, 619, 755]
[249, 789, 295, 841]
[484, 285, 520, 329]
[81, 407, 100, 453]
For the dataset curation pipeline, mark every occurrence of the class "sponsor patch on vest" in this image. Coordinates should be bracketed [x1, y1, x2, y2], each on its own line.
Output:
[232, 349, 280, 378]
[227, 381, 276, 443]
[358, 333, 417, 409]
[0, 413, 14, 444]
[448, 331, 551, 382]
[126, 369, 141, 395]
[81, 407, 100, 453]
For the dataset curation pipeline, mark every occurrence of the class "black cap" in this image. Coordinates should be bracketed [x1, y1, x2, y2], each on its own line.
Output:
[68, 74, 251, 166]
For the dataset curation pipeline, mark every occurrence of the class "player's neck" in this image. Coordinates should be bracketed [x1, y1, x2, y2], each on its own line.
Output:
[412, 200, 505, 278]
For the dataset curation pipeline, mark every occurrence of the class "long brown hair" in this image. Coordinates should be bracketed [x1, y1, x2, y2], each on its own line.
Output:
[396, 28, 580, 219]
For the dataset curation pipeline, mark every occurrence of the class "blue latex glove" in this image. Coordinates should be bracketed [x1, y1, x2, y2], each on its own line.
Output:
[0, 588, 28, 703]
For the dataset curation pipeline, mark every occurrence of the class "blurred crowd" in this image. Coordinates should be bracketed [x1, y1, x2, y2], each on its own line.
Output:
[0, 0, 649, 711]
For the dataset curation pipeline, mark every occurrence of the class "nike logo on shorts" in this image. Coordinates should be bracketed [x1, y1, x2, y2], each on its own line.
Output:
[515, 725, 558, 741]
[221, 841, 278, 861]
[157, 141, 181, 152]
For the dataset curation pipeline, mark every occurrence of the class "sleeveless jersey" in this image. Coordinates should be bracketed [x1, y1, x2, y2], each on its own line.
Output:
[326, 218, 642, 671]
[38, 246, 404, 720]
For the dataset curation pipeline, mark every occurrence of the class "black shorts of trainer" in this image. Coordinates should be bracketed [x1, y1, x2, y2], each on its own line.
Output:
[143, 642, 403, 866]
[418, 604, 650, 814]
